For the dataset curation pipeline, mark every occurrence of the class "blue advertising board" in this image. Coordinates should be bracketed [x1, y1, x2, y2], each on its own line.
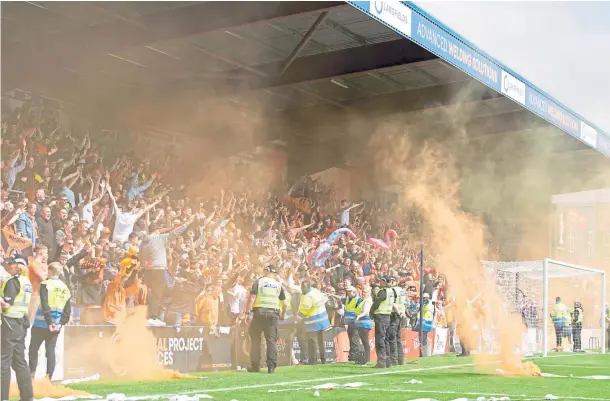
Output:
[348, 1, 610, 157]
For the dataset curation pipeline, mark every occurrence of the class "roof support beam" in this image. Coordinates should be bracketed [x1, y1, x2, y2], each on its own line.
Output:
[119, 39, 438, 109]
[2, 1, 345, 89]
[277, 11, 329, 76]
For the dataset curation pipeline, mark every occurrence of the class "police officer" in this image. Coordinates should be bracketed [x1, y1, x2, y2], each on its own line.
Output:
[343, 285, 360, 362]
[572, 301, 583, 353]
[389, 277, 406, 366]
[298, 280, 331, 365]
[245, 265, 286, 374]
[1, 256, 34, 401]
[370, 277, 394, 368]
[29, 262, 71, 379]
[550, 296, 569, 350]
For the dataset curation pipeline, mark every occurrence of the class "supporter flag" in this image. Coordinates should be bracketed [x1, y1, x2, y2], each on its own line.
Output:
[1, 227, 33, 258]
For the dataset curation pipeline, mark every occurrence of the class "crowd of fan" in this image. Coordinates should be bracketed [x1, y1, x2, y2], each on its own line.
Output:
[1, 102, 452, 333]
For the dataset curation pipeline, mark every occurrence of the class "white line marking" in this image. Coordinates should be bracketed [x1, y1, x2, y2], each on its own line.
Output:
[344, 388, 610, 401]
[182, 362, 492, 393]
[540, 364, 608, 369]
[170, 353, 604, 395]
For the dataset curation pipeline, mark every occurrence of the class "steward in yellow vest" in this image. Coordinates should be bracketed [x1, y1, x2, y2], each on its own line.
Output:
[298, 280, 330, 365]
[572, 301, 583, 352]
[370, 277, 395, 368]
[1, 255, 34, 401]
[389, 277, 406, 366]
[29, 262, 72, 379]
[551, 296, 569, 349]
[344, 286, 362, 362]
[245, 265, 286, 374]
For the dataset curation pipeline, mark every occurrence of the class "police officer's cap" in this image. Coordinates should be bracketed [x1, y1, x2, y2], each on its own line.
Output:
[6, 256, 27, 267]
[265, 265, 277, 274]
[379, 277, 389, 283]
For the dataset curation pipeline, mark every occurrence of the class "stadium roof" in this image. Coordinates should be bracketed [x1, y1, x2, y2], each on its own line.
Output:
[2, 1, 608, 176]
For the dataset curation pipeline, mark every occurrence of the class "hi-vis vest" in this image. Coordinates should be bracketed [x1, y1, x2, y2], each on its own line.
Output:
[344, 296, 361, 324]
[299, 288, 331, 333]
[33, 277, 71, 328]
[573, 307, 583, 324]
[354, 298, 373, 329]
[551, 303, 569, 326]
[392, 286, 406, 315]
[422, 302, 434, 332]
[253, 276, 281, 310]
[0, 275, 33, 318]
[374, 287, 395, 315]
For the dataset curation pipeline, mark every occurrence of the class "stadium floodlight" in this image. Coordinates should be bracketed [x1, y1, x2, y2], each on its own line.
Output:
[482, 259, 606, 357]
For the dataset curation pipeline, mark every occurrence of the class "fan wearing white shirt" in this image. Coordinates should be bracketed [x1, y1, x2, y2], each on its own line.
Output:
[227, 277, 247, 324]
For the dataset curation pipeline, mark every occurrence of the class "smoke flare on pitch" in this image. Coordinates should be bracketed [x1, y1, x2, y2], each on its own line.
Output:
[370, 126, 540, 376]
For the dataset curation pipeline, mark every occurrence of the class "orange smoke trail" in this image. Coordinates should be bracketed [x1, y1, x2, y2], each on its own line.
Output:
[370, 130, 541, 376]
[10, 378, 90, 399]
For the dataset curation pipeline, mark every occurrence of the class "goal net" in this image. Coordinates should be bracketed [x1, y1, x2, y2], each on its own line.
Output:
[482, 258, 606, 356]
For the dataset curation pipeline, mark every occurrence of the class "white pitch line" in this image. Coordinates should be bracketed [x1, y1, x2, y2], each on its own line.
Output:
[168, 352, 604, 395]
[179, 361, 495, 394]
[539, 364, 607, 369]
[343, 388, 610, 401]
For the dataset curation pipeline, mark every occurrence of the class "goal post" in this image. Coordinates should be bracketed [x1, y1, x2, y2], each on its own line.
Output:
[482, 258, 606, 357]
[542, 258, 606, 357]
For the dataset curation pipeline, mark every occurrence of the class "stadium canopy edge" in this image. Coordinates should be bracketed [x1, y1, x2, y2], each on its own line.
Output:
[348, 1, 610, 158]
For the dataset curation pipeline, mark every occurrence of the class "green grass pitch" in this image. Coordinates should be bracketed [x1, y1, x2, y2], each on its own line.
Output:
[69, 353, 610, 401]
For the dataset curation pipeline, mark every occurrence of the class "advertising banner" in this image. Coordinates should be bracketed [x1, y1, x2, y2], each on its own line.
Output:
[60, 325, 453, 380]
[368, 328, 423, 361]
[63, 326, 235, 380]
[347, 1, 610, 157]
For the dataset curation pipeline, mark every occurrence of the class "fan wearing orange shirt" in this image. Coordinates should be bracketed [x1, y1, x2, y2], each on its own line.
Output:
[103, 248, 142, 323]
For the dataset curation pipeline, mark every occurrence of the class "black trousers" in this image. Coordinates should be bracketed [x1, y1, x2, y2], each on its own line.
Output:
[347, 322, 358, 361]
[357, 327, 371, 363]
[1, 316, 33, 401]
[29, 326, 60, 379]
[249, 309, 279, 369]
[374, 314, 390, 365]
[389, 314, 404, 365]
[304, 330, 325, 365]
[554, 325, 564, 347]
[144, 270, 167, 320]
[573, 322, 582, 351]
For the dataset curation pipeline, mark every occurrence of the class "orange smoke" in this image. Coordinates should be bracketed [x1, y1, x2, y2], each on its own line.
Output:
[10, 378, 90, 399]
[369, 128, 541, 376]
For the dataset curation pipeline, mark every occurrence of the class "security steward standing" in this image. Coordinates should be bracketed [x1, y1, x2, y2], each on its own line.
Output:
[1, 256, 34, 401]
[389, 277, 406, 366]
[370, 277, 395, 368]
[29, 262, 71, 379]
[245, 265, 286, 374]
[298, 280, 331, 365]
[550, 296, 569, 350]
[343, 285, 361, 362]
[354, 287, 373, 365]
[572, 301, 583, 352]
